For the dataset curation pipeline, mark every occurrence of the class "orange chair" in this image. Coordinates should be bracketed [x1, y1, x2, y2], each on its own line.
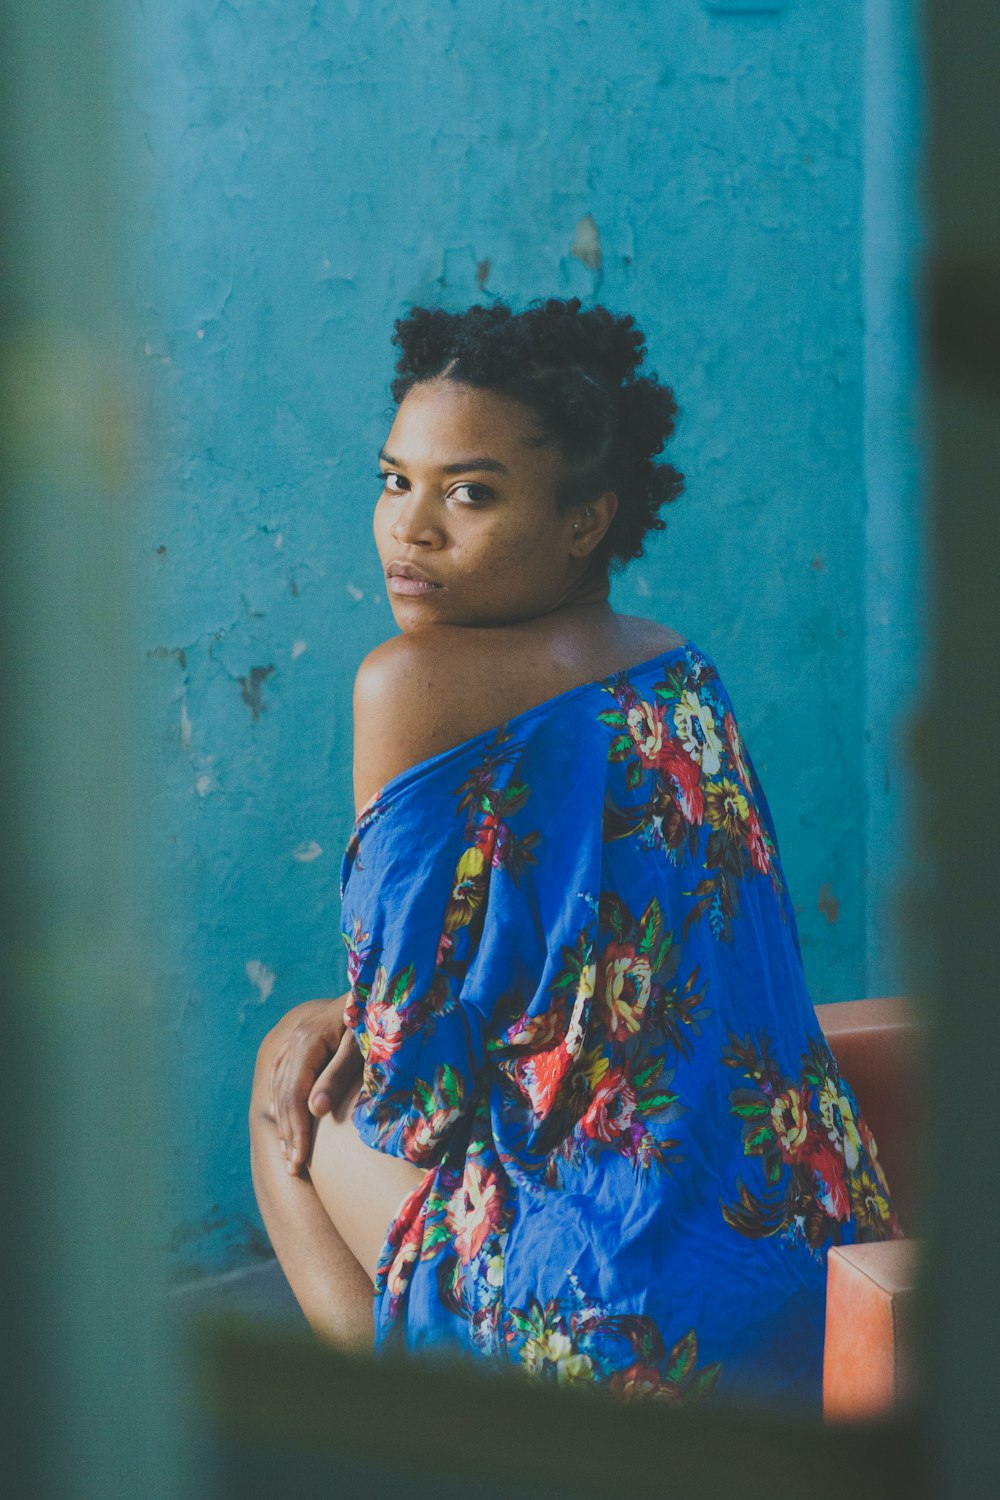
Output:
[815, 996, 925, 1420]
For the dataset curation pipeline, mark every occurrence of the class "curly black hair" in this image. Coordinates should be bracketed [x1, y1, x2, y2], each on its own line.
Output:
[389, 298, 684, 570]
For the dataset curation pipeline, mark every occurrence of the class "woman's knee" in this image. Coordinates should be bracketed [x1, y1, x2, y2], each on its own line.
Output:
[249, 1013, 298, 1134]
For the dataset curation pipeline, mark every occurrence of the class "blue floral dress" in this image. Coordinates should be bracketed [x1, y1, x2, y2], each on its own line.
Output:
[340, 640, 902, 1413]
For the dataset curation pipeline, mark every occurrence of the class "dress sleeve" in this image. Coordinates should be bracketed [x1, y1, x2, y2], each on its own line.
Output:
[339, 745, 517, 1167]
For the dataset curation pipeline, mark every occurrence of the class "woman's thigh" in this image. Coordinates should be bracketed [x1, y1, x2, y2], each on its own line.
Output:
[307, 1079, 429, 1283]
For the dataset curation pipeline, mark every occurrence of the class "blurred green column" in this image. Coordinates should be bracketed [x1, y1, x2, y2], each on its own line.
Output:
[0, 3, 201, 1496]
[921, 3, 1000, 1496]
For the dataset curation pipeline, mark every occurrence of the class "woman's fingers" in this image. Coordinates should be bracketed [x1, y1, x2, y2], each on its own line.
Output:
[309, 1029, 363, 1118]
[259, 995, 350, 1175]
[276, 1043, 311, 1174]
[276, 1020, 343, 1174]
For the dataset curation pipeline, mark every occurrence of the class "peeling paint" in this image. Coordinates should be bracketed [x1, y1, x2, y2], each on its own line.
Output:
[237, 665, 275, 719]
[195, 773, 214, 797]
[570, 213, 602, 273]
[346, 583, 363, 601]
[292, 841, 323, 862]
[245, 960, 275, 1005]
[180, 698, 192, 750]
[291, 639, 308, 659]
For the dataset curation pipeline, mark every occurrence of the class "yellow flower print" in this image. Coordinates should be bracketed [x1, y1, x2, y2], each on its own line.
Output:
[770, 1086, 810, 1161]
[673, 690, 723, 776]
[444, 845, 487, 933]
[565, 961, 596, 1056]
[580, 1044, 610, 1093]
[705, 779, 751, 840]
[848, 1165, 895, 1235]
[520, 1328, 595, 1384]
[819, 1078, 862, 1170]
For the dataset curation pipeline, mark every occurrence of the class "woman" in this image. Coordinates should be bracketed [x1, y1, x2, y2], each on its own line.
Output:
[250, 298, 902, 1411]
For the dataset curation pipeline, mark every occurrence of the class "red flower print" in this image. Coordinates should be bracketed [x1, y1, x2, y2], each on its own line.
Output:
[804, 1136, 851, 1221]
[448, 1158, 504, 1263]
[610, 1361, 667, 1400]
[525, 1041, 573, 1117]
[365, 992, 406, 1067]
[659, 742, 705, 824]
[744, 807, 771, 874]
[580, 1066, 638, 1144]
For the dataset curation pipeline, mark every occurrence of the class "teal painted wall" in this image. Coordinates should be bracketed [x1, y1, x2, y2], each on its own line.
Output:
[130, 1, 924, 1274]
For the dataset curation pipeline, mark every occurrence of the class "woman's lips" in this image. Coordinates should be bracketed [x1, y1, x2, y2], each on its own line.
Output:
[385, 561, 444, 596]
[387, 575, 443, 596]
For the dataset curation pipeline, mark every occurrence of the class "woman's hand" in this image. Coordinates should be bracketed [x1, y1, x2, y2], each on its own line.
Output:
[265, 995, 363, 1176]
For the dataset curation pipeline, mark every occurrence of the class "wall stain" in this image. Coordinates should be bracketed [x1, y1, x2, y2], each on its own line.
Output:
[817, 882, 840, 924]
[149, 645, 187, 671]
[238, 665, 275, 718]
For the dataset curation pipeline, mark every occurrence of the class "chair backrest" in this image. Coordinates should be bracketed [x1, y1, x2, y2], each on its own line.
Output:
[814, 996, 924, 1235]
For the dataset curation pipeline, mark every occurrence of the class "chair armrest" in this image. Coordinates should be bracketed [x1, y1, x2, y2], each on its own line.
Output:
[823, 1237, 919, 1421]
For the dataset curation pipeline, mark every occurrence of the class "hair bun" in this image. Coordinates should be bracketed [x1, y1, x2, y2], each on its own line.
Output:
[523, 299, 645, 384]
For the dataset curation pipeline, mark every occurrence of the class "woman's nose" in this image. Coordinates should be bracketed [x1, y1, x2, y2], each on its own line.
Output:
[388, 486, 443, 547]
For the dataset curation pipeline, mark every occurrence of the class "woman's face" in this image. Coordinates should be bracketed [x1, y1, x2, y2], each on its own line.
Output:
[373, 379, 597, 631]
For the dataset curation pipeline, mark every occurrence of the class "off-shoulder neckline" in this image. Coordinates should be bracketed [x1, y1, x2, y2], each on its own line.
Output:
[351, 638, 702, 830]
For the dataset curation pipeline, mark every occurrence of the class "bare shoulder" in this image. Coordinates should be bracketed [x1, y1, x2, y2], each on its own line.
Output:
[351, 615, 688, 813]
[352, 627, 502, 811]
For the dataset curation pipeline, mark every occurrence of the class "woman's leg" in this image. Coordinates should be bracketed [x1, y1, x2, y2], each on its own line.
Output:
[249, 1035, 425, 1349]
[306, 1080, 429, 1282]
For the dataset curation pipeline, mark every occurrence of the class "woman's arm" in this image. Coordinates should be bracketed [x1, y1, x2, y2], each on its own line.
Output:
[264, 635, 468, 1174]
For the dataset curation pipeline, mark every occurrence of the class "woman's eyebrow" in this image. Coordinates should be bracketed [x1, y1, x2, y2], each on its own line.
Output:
[440, 457, 509, 475]
[378, 449, 509, 476]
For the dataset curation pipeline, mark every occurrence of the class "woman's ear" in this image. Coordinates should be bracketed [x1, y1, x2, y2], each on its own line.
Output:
[569, 490, 618, 558]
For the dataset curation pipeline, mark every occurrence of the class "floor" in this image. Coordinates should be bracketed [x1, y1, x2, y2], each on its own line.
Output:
[170, 1257, 307, 1330]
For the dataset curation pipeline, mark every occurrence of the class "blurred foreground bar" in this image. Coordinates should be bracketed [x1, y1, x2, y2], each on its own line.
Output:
[199, 1319, 927, 1500]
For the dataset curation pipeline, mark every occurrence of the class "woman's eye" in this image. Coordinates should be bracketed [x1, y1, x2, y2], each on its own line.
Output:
[451, 483, 493, 506]
[380, 471, 407, 494]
